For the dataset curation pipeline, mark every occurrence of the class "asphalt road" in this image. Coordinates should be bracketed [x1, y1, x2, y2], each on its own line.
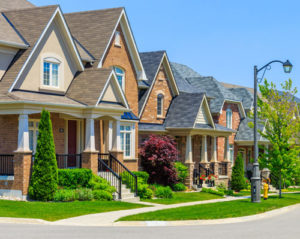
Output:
[0, 206, 299, 239]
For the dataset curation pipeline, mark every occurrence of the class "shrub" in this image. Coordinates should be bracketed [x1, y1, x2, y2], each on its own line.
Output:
[92, 190, 113, 201]
[133, 171, 149, 184]
[172, 182, 187, 191]
[140, 135, 179, 186]
[225, 189, 234, 196]
[75, 188, 93, 201]
[29, 110, 58, 201]
[216, 182, 227, 192]
[231, 154, 246, 192]
[53, 189, 76, 202]
[58, 169, 93, 189]
[201, 187, 225, 196]
[174, 162, 188, 183]
[88, 174, 116, 193]
[155, 186, 174, 199]
[138, 184, 153, 199]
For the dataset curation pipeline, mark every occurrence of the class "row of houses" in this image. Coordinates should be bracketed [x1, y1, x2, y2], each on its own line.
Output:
[0, 0, 272, 198]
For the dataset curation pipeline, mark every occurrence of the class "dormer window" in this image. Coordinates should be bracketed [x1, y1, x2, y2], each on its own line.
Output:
[43, 57, 60, 87]
[157, 94, 164, 117]
[226, 108, 232, 129]
[114, 66, 125, 90]
[114, 31, 121, 47]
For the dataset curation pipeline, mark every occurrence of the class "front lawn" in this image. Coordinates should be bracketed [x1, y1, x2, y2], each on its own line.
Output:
[0, 200, 147, 221]
[119, 193, 300, 221]
[282, 188, 300, 192]
[142, 192, 223, 205]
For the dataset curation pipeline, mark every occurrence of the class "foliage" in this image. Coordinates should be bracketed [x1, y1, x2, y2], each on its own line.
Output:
[140, 135, 178, 186]
[87, 174, 115, 193]
[133, 171, 149, 184]
[172, 183, 187, 191]
[29, 110, 58, 201]
[231, 154, 246, 192]
[53, 189, 76, 202]
[154, 186, 174, 199]
[201, 187, 225, 196]
[75, 188, 93, 201]
[92, 190, 113, 201]
[137, 184, 153, 199]
[58, 169, 93, 189]
[216, 182, 227, 192]
[253, 79, 300, 196]
[174, 162, 188, 183]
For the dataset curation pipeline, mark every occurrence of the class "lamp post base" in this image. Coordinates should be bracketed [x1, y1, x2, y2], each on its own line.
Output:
[251, 162, 261, 203]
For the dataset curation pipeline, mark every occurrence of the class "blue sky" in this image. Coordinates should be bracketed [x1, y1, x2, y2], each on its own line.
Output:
[31, 0, 300, 96]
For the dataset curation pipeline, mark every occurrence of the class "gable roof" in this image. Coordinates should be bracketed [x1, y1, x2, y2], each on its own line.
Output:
[0, 0, 34, 11]
[0, 5, 59, 95]
[229, 87, 253, 111]
[235, 117, 267, 142]
[138, 51, 179, 116]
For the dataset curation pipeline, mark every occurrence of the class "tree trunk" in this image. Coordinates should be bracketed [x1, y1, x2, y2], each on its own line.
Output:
[279, 171, 282, 198]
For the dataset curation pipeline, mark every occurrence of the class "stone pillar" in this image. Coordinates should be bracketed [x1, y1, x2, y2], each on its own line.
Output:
[211, 136, 217, 162]
[201, 135, 208, 163]
[16, 114, 30, 152]
[184, 135, 194, 188]
[82, 117, 98, 174]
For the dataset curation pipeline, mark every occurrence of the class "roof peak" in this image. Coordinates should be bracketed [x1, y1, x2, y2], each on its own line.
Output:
[64, 7, 124, 16]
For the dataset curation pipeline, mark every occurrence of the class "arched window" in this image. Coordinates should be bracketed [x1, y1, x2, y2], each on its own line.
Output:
[43, 57, 60, 87]
[226, 108, 232, 129]
[157, 94, 164, 117]
[114, 66, 125, 90]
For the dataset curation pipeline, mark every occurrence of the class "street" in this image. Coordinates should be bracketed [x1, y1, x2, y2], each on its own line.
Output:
[0, 205, 299, 239]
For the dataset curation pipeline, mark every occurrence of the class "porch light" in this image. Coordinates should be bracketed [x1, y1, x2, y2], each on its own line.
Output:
[283, 60, 293, 73]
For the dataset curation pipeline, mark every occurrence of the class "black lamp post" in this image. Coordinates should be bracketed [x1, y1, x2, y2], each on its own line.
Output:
[252, 59, 293, 203]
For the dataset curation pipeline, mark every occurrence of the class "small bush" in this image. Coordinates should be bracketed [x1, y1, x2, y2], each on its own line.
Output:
[202, 187, 225, 196]
[155, 186, 174, 199]
[138, 184, 153, 199]
[58, 169, 93, 189]
[53, 189, 76, 202]
[174, 162, 188, 183]
[172, 182, 187, 191]
[75, 188, 93, 201]
[216, 182, 227, 192]
[88, 175, 116, 193]
[133, 171, 149, 184]
[225, 189, 234, 196]
[92, 190, 113, 201]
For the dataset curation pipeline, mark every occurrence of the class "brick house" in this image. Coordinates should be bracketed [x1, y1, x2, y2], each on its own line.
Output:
[0, 3, 147, 198]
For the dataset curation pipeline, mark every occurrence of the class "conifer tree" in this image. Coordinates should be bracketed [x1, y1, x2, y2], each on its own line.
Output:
[231, 154, 245, 192]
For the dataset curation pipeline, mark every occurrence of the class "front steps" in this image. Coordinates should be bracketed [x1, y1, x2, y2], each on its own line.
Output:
[98, 171, 139, 202]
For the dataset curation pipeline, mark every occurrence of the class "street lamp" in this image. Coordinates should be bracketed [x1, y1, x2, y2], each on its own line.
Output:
[252, 60, 293, 203]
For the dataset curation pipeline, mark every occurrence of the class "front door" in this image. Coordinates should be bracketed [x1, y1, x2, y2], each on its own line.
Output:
[68, 120, 77, 167]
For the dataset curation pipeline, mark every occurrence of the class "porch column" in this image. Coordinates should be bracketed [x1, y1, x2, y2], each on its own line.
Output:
[201, 135, 208, 163]
[184, 135, 194, 188]
[211, 136, 217, 162]
[112, 119, 121, 151]
[108, 120, 113, 151]
[84, 118, 96, 152]
[224, 136, 230, 162]
[16, 114, 30, 152]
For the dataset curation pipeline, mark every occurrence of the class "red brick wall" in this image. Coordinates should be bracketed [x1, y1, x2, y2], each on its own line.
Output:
[0, 115, 18, 154]
[140, 65, 173, 124]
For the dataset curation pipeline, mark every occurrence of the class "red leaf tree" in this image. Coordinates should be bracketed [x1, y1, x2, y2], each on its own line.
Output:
[140, 135, 178, 186]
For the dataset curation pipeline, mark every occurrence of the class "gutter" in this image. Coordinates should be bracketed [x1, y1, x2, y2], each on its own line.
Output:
[0, 40, 29, 49]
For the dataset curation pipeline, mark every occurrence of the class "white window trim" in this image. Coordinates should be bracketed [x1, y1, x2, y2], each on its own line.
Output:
[114, 31, 121, 47]
[29, 119, 40, 154]
[157, 94, 164, 117]
[120, 122, 135, 159]
[229, 144, 234, 164]
[226, 108, 233, 129]
[114, 66, 125, 91]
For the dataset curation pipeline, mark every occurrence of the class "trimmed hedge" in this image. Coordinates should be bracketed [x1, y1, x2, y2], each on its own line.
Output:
[58, 169, 93, 189]
[202, 187, 225, 196]
[172, 182, 187, 191]
[155, 186, 174, 199]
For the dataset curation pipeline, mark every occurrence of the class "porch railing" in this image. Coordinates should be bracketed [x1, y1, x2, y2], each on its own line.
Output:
[98, 153, 138, 199]
[218, 162, 228, 176]
[0, 154, 14, 176]
[32, 154, 82, 169]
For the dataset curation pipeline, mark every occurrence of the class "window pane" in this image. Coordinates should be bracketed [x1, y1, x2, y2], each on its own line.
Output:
[125, 126, 131, 131]
[43, 62, 50, 85]
[28, 121, 34, 127]
[52, 63, 59, 87]
[117, 75, 123, 87]
[29, 130, 34, 151]
[120, 133, 124, 151]
[157, 96, 162, 115]
[120, 126, 124, 131]
[114, 67, 124, 74]
[125, 133, 131, 157]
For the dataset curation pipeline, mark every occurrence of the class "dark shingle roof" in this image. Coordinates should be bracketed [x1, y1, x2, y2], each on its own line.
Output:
[139, 123, 166, 132]
[235, 117, 266, 141]
[64, 8, 123, 67]
[229, 88, 253, 111]
[121, 112, 139, 120]
[165, 92, 205, 128]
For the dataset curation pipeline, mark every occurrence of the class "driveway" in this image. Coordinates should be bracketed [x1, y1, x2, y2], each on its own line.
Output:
[0, 203, 299, 239]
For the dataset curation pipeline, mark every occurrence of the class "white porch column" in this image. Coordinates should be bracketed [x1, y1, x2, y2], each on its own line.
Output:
[16, 114, 30, 152]
[84, 117, 96, 152]
[112, 119, 121, 151]
[211, 136, 217, 162]
[108, 120, 113, 151]
[201, 135, 208, 162]
[185, 135, 193, 163]
[225, 136, 230, 162]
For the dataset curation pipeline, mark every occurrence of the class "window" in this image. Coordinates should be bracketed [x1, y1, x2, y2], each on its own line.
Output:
[114, 66, 125, 90]
[29, 119, 39, 153]
[43, 58, 60, 87]
[114, 31, 121, 46]
[229, 144, 234, 163]
[120, 125, 132, 158]
[157, 94, 164, 117]
[226, 108, 232, 129]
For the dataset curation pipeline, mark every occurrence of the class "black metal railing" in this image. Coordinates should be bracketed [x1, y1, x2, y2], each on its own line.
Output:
[0, 154, 14, 176]
[98, 153, 138, 199]
[32, 154, 82, 169]
[218, 162, 228, 176]
[98, 157, 122, 199]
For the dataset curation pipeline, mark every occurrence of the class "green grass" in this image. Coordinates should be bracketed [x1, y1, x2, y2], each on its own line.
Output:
[142, 192, 223, 205]
[282, 188, 300, 192]
[0, 200, 147, 221]
[119, 193, 300, 221]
